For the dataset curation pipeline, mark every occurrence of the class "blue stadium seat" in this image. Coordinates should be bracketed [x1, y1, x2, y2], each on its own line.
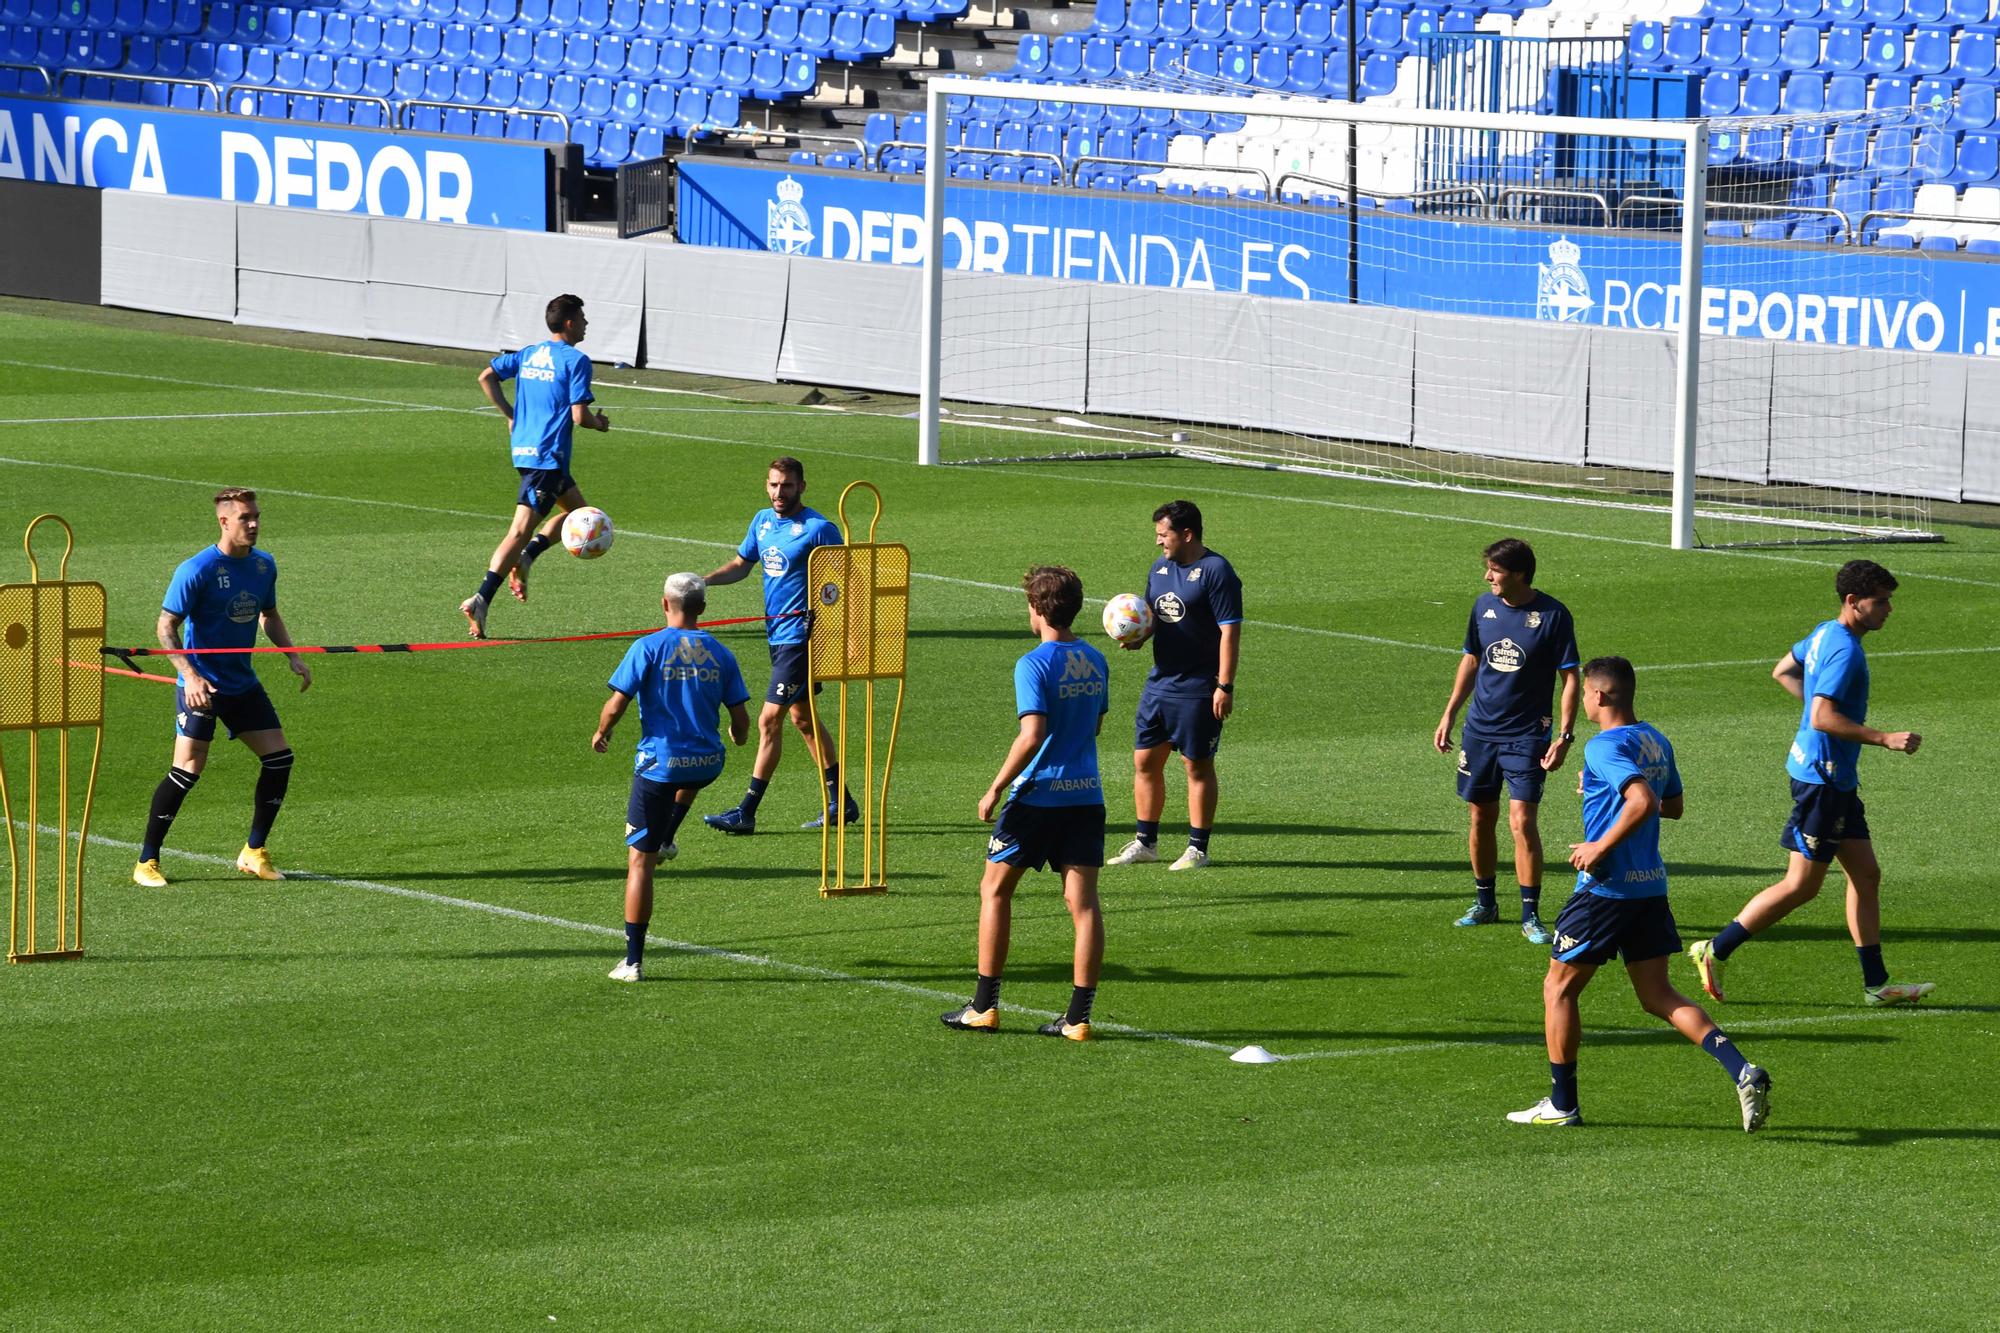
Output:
[1665, 17, 1706, 66]
[1827, 119, 1869, 166]
[579, 73, 612, 116]
[470, 21, 501, 62]
[576, 0, 610, 33]
[764, 3, 797, 43]
[1081, 33, 1114, 77]
[1629, 19, 1665, 64]
[1863, 0, 1903, 20]
[1919, 232, 1957, 251]
[1296, 0, 1329, 42]
[731, 0, 758, 39]
[531, 27, 563, 67]
[1909, 0, 1945, 19]
[1952, 130, 1999, 181]
[199, 0, 233, 41]
[1703, 68, 1740, 112]
[672, 85, 706, 130]
[1096, 0, 1125, 32]
[609, 0, 639, 31]
[548, 71, 581, 112]
[1744, 21, 1781, 66]
[1788, 121, 1827, 164]
[409, 19, 440, 56]
[1159, 0, 1191, 35]
[390, 60, 421, 97]
[1874, 72, 1911, 106]
[1954, 30, 1996, 79]
[1783, 69, 1824, 110]
[1871, 124, 1915, 171]
[496, 25, 529, 66]
[1909, 24, 1951, 73]
[595, 34, 627, 73]
[1127, 0, 1160, 36]
[516, 68, 548, 105]
[1047, 31, 1081, 77]
[1116, 37, 1148, 76]
[272, 49, 305, 88]
[1743, 126, 1784, 162]
[1953, 79, 1997, 128]
[322, 11, 353, 50]
[689, 37, 718, 79]
[1862, 26, 1902, 72]
[699, 0, 727, 39]
[638, 0, 670, 33]
[332, 53, 363, 91]
[1360, 50, 1397, 96]
[449, 63, 482, 102]
[1226, 0, 1258, 39]
[1013, 30, 1046, 73]
[380, 17, 410, 54]
[667, 0, 698, 37]
[1779, 21, 1819, 66]
[777, 49, 809, 92]
[352, 13, 383, 53]
[441, 20, 471, 61]
[632, 124, 663, 158]
[1252, 43, 1287, 86]
[626, 34, 657, 73]
[1914, 73, 1953, 113]
[1262, 0, 1295, 39]
[719, 40, 751, 85]
[563, 32, 593, 70]
[1915, 124, 1955, 177]
[210, 39, 243, 80]
[1822, 21, 1863, 67]
[657, 37, 688, 76]
[1191, 0, 1224, 38]
[641, 81, 674, 123]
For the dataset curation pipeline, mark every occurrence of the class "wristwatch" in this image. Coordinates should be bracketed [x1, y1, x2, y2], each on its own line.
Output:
[1557, 729, 1575, 742]
[1217, 683, 1234, 694]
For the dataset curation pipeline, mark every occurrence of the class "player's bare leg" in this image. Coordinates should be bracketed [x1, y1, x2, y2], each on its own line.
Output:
[463, 505, 537, 638]
[1735, 853, 1835, 934]
[1109, 745, 1172, 865]
[1456, 799, 1503, 926]
[510, 486, 583, 603]
[1172, 755, 1218, 869]
[943, 859, 1027, 1032]
[610, 845, 658, 982]
[1510, 798, 1552, 943]
[1040, 865, 1106, 1040]
[1507, 958, 1592, 1126]
[1629, 956, 1770, 1131]
[1836, 838, 1883, 947]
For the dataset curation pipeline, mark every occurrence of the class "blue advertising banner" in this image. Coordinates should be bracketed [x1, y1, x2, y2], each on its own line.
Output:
[679, 158, 2000, 357]
[0, 95, 550, 228]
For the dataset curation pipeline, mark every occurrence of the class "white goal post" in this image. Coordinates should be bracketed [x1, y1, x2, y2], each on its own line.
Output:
[912, 75, 1945, 549]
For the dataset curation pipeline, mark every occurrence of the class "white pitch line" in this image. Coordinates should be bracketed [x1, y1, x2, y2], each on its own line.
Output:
[1650, 644, 2000, 672]
[0, 408, 419, 426]
[32, 824, 1962, 1064]
[47, 826, 1234, 1057]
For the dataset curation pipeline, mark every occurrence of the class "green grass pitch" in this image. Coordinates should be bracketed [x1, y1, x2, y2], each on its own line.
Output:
[3, 297, 1998, 1329]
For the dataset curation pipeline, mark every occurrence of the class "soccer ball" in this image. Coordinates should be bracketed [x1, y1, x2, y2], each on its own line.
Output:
[561, 506, 614, 559]
[1101, 592, 1153, 646]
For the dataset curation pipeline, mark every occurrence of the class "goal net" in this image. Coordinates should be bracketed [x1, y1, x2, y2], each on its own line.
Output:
[915, 73, 1945, 548]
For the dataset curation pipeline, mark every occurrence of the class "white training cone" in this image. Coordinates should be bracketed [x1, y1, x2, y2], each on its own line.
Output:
[1230, 1045, 1282, 1065]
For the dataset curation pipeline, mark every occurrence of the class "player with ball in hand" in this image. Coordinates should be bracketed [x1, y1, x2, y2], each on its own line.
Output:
[1105, 500, 1242, 873]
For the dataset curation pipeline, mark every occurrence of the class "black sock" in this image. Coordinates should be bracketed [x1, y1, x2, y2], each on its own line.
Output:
[1702, 1029, 1750, 1080]
[1857, 944, 1889, 989]
[625, 920, 646, 967]
[1188, 826, 1211, 853]
[1065, 984, 1097, 1026]
[247, 748, 293, 849]
[973, 972, 1001, 1012]
[521, 534, 552, 566]
[822, 764, 841, 807]
[1135, 819, 1160, 847]
[476, 570, 503, 603]
[1521, 884, 1541, 917]
[1551, 1061, 1579, 1114]
[1475, 876, 1498, 913]
[658, 799, 693, 848]
[1712, 919, 1754, 961]
[740, 775, 769, 816]
[141, 767, 200, 860]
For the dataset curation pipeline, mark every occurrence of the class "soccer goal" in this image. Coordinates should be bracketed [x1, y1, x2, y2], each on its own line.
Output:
[913, 75, 1946, 549]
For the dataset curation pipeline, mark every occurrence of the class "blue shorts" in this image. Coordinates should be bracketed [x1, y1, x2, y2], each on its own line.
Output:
[1781, 778, 1869, 862]
[626, 772, 714, 854]
[987, 800, 1106, 873]
[515, 467, 577, 517]
[1456, 733, 1546, 804]
[1550, 889, 1682, 967]
[1134, 684, 1222, 760]
[766, 641, 820, 707]
[175, 680, 281, 742]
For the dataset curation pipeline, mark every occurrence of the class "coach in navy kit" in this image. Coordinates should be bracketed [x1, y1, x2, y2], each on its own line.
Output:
[1106, 499, 1242, 873]
[1433, 537, 1580, 944]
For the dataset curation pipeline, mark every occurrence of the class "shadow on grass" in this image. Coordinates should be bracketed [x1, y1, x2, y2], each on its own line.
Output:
[1175, 1027, 1904, 1049]
[847, 961, 1401, 985]
[329, 866, 942, 885]
[1601, 1122, 2000, 1147]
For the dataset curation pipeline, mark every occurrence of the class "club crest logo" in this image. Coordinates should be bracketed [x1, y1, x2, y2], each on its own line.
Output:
[790, 522, 804, 536]
[1155, 592, 1186, 623]
[1526, 611, 1542, 629]
[767, 176, 813, 255]
[1187, 568, 1202, 582]
[1536, 236, 1594, 324]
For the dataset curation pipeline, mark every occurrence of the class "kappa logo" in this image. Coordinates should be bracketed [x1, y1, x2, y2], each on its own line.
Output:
[1483, 608, 1498, 619]
[521, 343, 558, 383]
[1536, 235, 1594, 323]
[1057, 647, 1105, 698]
[663, 635, 722, 683]
[1060, 649, 1096, 681]
[1456, 747, 1470, 776]
[1556, 933, 1581, 952]
[767, 176, 814, 254]
[1484, 637, 1525, 673]
[1155, 592, 1186, 623]
[669, 637, 716, 667]
[987, 835, 1011, 856]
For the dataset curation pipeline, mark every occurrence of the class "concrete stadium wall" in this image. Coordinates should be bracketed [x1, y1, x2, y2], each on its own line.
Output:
[80, 188, 2000, 504]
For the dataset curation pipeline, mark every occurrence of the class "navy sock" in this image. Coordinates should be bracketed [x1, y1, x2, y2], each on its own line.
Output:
[658, 799, 693, 848]
[521, 534, 552, 565]
[1065, 984, 1097, 1026]
[973, 973, 1001, 1012]
[1551, 1061, 1579, 1114]
[141, 767, 200, 861]
[1857, 944, 1889, 989]
[822, 764, 846, 809]
[1521, 884, 1541, 917]
[476, 570, 503, 603]
[1188, 826, 1211, 854]
[247, 748, 293, 849]
[1702, 1029, 1750, 1081]
[624, 920, 646, 967]
[1135, 819, 1160, 848]
[740, 776, 769, 816]
[1475, 876, 1498, 913]
[1712, 919, 1754, 961]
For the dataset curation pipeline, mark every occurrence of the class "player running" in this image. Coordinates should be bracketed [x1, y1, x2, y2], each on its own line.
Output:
[1507, 656, 1770, 1132]
[943, 566, 1109, 1040]
[133, 488, 310, 888]
[592, 573, 751, 983]
[1433, 537, 1580, 944]
[1687, 560, 1934, 1008]
[1105, 500, 1242, 872]
[460, 293, 610, 639]
[700, 457, 857, 834]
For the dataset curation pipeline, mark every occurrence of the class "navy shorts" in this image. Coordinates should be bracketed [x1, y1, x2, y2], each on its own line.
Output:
[987, 800, 1106, 873]
[175, 680, 281, 742]
[515, 467, 577, 517]
[1456, 734, 1546, 804]
[626, 772, 715, 854]
[766, 642, 820, 707]
[1134, 684, 1223, 760]
[1781, 778, 1869, 863]
[1550, 889, 1682, 967]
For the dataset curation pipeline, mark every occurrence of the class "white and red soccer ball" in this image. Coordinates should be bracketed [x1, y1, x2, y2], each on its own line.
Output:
[562, 506, 615, 559]
[1101, 592, 1152, 646]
